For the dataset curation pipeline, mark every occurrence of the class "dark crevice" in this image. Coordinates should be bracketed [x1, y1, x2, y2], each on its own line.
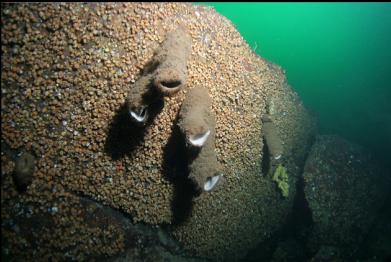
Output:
[160, 80, 181, 89]
[66, 188, 137, 223]
[243, 135, 316, 261]
[261, 137, 271, 176]
[286, 137, 316, 259]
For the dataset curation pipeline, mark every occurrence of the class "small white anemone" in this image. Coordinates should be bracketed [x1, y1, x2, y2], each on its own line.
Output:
[203, 173, 222, 192]
[129, 106, 148, 123]
[189, 130, 210, 147]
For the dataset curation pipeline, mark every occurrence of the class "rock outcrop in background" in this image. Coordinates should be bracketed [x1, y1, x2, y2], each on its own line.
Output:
[2, 3, 389, 262]
[302, 135, 390, 259]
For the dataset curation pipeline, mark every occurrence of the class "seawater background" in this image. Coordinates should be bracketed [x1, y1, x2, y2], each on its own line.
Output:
[201, 3, 391, 168]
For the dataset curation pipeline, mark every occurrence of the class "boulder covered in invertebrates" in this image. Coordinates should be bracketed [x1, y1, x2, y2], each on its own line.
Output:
[1, 3, 316, 261]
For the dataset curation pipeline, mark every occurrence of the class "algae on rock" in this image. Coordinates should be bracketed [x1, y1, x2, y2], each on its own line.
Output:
[272, 164, 289, 198]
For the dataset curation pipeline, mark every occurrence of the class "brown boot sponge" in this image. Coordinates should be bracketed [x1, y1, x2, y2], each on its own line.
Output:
[178, 87, 212, 148]
[126, 73, 156, 124]
[179, 87, 223, 192]
[188, 124, 223, 193]
[262, 114, 283, 160]
[153, 27, 192, 96]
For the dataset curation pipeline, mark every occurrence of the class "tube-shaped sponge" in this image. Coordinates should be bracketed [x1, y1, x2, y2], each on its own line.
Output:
[188, 137, 222, 193]
[262, 114, 283, 160]
[153, 27, 192, 96]
[126, 73, 157, 124]
[179, 87, 223, 192]
[178, 87, 212, 148]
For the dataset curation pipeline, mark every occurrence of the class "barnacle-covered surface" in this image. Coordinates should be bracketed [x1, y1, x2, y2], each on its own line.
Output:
[303, 135, 390, 258]
[1, 3, 316, 261]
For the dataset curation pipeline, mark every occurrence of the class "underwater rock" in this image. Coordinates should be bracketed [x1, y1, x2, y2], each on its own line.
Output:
[111, 245, 207, 262]
[13, 151, 35, 191]
[178, 87, 213, 148]
[271, 238, 306, 261]
[262, 114, 283, 160]
[309, 245, 342, 261]
[1, 182, 192, 262]
[156, 227, 181, 253]
[357, 195, 391, 261]
[1, 3, 317, 261]
[358, 194, 391, 261]
[303, 135, 390, 258]
[153, 27, 192, 96]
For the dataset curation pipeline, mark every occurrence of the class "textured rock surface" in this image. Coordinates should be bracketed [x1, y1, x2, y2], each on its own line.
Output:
[303, 135, 390, 258]
[1, 3, 316, 261]
[357, 196, 391, 261]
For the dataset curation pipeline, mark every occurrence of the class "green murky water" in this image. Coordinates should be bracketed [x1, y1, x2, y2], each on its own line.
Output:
[201, 2, 391, 167]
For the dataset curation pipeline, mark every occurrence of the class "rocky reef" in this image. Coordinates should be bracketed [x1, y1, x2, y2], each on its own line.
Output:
[1, 3, 317, 261]
[302, 135, 390, 259]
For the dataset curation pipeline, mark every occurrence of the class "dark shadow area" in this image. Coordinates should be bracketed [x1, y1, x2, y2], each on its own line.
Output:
[142, 58, 160, 75]
[244, 135, 316, 261]
[161, 115, 198, 225]
[290, 176, 313, 230]
[13, 177, 28, 193]
[160, 80, 182, 89]
[141, 79, 164, 106]
[105, 98, 164, 160]
[275, 143, 315, 260]
[243, 235, 279, 262]
[355, 182, 391, 260]
[288, 176, 314, 260]
[261, 137, 271, 176]
[243, 174, 314, 262]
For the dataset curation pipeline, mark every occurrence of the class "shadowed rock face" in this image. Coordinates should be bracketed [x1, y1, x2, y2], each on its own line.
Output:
[303, 135, 390, 259]
[1, 3, 316, 261]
